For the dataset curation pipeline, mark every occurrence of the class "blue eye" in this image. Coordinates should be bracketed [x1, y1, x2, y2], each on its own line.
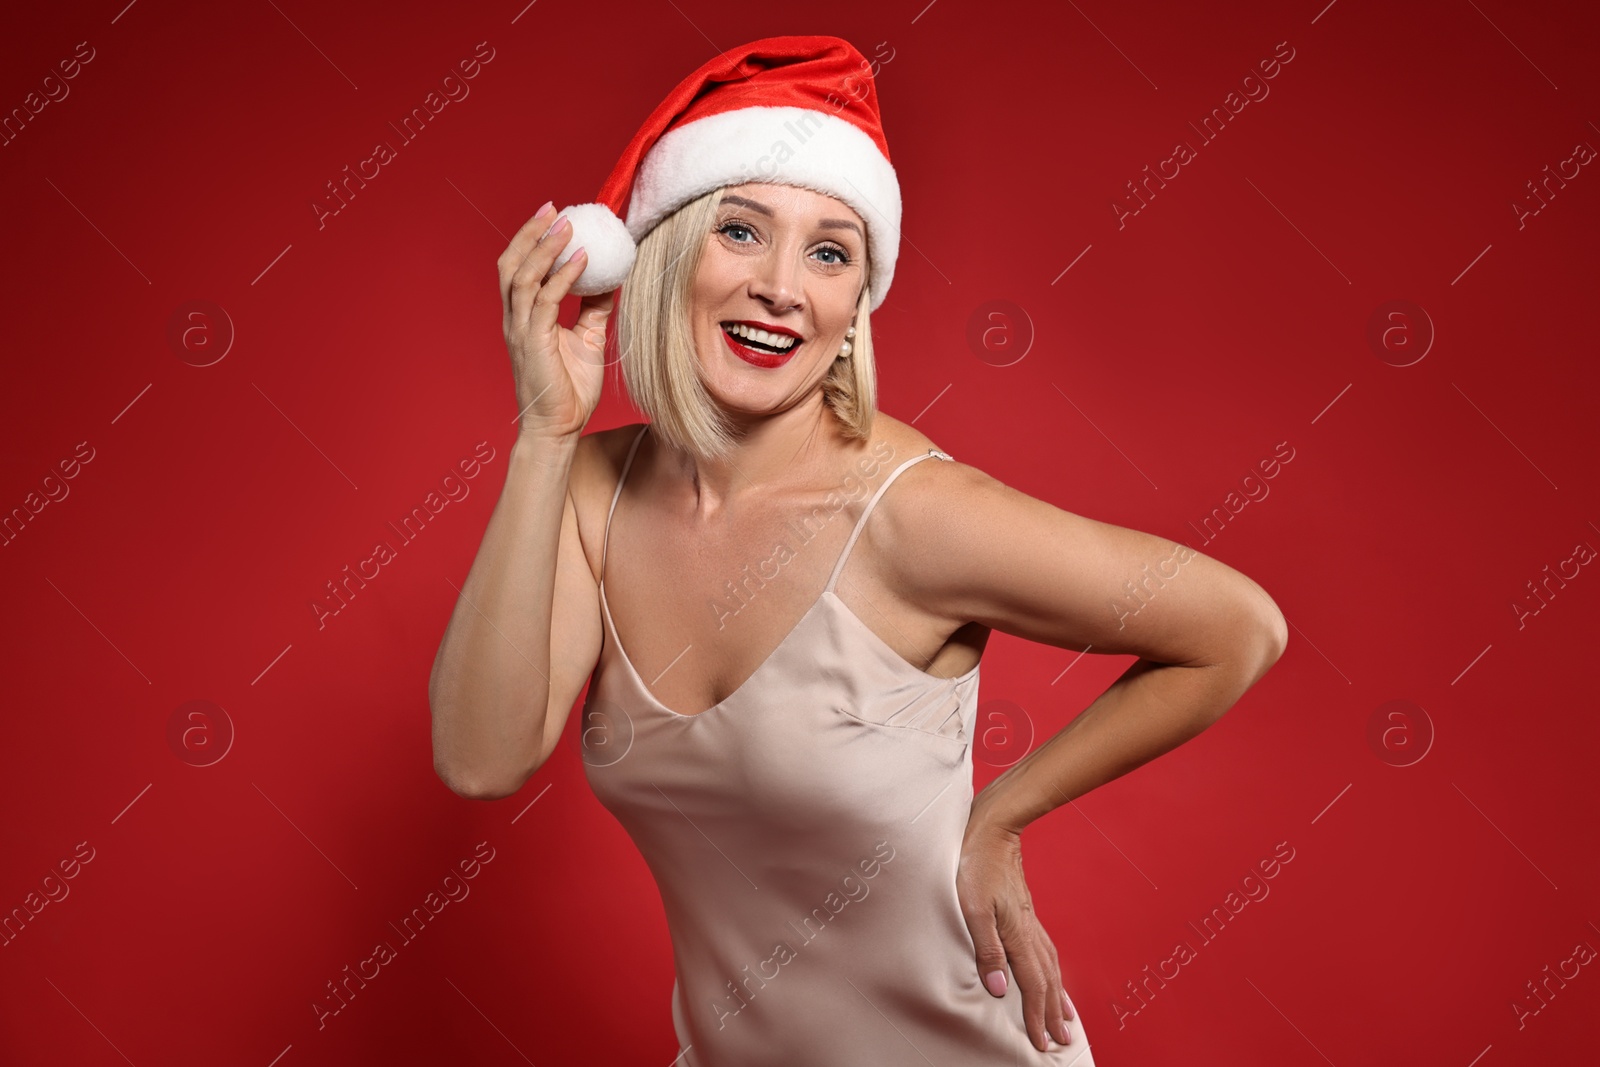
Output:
[716, 221, 851, 266]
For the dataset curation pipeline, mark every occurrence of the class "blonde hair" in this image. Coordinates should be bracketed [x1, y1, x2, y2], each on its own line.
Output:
[614, 185, 877, 461]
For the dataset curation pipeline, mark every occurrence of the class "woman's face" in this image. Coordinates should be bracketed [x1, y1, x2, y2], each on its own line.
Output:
[690, 182, 867, 415]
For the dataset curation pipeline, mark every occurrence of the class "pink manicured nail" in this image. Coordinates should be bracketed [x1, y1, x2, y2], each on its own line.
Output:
[983, 970, 1006, 996]
[551, 214, 570, 233]
[572, 246, 587, 259]
[534, 200, 554, 219]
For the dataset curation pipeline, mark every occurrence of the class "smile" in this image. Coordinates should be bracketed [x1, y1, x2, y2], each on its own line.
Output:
[721, 321, 800, 367]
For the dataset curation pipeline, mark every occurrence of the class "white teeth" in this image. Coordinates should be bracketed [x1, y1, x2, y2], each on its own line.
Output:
[724, 323, 797, 350]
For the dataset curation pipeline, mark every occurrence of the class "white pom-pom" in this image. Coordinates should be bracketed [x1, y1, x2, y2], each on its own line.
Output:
[551, 203, 636, 295]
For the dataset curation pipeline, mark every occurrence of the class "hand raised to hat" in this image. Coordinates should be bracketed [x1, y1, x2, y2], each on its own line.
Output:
[497, 201, 617, 441]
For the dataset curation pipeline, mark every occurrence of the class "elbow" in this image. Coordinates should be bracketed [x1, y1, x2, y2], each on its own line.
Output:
[1241, 603, 1288, 682]
[435, 761, 527, 801]
[432, 747, 537, 802]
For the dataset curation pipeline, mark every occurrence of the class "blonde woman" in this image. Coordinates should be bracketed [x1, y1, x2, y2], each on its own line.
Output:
[429, 36, 1286, 1066]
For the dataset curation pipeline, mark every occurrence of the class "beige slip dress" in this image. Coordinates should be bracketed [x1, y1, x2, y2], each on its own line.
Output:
[580, 423, 1095, 1066]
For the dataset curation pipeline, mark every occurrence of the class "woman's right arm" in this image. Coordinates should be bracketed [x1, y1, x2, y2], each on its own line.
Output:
[428, 201, 615, 799]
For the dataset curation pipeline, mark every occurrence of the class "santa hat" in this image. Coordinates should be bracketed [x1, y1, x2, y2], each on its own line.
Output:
[551, 35, 901, 310]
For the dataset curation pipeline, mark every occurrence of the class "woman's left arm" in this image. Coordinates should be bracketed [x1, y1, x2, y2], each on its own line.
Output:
[880, 458, 1289, 1051]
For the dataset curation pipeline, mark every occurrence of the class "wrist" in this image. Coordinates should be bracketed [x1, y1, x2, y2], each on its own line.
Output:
[511, 430, 581, 465]
[964, 794, 1026, 848]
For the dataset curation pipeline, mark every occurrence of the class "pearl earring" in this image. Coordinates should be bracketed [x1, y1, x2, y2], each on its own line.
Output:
[839, 324, 856, 358]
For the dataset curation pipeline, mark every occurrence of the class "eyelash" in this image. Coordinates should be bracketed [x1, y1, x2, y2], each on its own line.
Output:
[716, 220, 851, 266]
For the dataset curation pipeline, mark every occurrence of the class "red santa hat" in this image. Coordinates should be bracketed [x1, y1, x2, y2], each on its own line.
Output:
[551, 35, 901, 310]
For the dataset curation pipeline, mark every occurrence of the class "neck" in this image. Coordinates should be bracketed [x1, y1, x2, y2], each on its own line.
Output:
[664, 395, 839, 517]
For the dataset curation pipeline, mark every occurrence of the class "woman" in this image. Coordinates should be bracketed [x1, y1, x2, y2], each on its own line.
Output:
[429, 36, 1287, 1065]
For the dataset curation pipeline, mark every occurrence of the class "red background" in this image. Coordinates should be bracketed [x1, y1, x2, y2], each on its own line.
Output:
[3, 1, 1597, 1064]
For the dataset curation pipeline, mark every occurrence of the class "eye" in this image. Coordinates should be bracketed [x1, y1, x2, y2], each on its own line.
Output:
[815, 244, 850, 266]
[717, 221, 755, 243]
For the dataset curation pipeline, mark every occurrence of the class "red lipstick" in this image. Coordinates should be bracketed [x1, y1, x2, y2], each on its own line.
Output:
[721, 326, 798, 368]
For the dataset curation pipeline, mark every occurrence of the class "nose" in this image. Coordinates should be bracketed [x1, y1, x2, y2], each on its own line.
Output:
[748, 244, 803, 312]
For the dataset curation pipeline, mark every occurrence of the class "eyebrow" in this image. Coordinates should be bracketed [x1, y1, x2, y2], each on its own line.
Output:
[719, 194, 863, 239]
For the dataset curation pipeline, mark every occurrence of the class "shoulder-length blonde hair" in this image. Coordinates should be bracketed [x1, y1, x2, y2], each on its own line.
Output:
[613, 185, 877, 461]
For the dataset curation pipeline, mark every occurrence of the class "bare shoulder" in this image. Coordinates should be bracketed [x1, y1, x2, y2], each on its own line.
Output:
[866, 412, 993, 508]
[568, 422, 649, 585]
[858, 414, 1013, 618]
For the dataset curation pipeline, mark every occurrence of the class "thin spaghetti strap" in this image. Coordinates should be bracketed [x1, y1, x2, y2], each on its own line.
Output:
[600, 424, 651, 581]
[824, 447, 954, 594]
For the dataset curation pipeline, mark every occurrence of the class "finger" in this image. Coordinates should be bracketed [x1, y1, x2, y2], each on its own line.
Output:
[1008, 937, 1053, 1052]
[528, 242, 587, 335]
[511, 217, 575, 333]
[1038, 929, 1071, 1045]
[965, 903, 1011, 999]
[498, 203, 558, 319]
[572, 286, 618, 355]
[993, 905, 1051, 1051]
[504, 210, 572, 330]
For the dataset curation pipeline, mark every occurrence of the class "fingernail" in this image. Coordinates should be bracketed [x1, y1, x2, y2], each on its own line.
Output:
[1055, 1017, 1071, 1044]
[572, 246, 587, 259]
[983, 970, 1006, 996]
[1063, 988, 1076, 1019]
[534, 200, 554, 219]
[551, 214, 571, 233]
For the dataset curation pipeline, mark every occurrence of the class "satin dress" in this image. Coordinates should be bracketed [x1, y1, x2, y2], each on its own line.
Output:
[580, 424, 1095, 1066]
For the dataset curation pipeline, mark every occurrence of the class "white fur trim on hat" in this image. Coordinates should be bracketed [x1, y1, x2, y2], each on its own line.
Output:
[554, 202, 637, 296]
[627, 107, 902, 310]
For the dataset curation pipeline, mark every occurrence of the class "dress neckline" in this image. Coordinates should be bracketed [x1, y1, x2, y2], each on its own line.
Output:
[598, 577, 978, 721]
[597, 423, 974, 720]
